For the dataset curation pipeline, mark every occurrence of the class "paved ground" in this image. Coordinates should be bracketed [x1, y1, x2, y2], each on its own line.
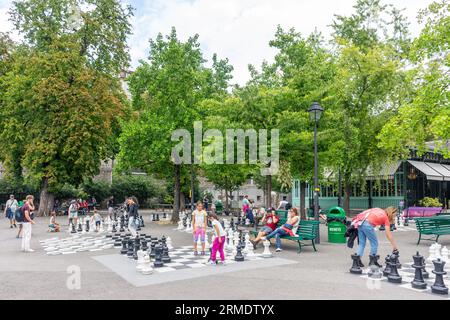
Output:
[0, 213, 448, 300]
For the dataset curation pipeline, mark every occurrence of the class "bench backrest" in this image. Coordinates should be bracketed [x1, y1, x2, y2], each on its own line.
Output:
[296, 220, 320, 237]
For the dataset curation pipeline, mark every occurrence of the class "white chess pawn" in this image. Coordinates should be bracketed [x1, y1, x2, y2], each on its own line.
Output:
[262, 240, 273, 258]
[435, 243, 443, 260]
[141, 253, 153, 275]
[441, 246, 449, 263]
[136, 250, 146, 272]
[177, 219, 184, 230]
[166, 236, 174, 251]
[204, 233, 210, 250]
[427, 243, 437, 262]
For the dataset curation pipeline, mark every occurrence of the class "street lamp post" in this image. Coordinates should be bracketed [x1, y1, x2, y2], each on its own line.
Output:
[308, 102, 324, 244]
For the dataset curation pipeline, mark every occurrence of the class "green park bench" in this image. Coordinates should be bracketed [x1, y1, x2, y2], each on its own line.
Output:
[250, 217, 320, 253]
[414, 216, 450, 245]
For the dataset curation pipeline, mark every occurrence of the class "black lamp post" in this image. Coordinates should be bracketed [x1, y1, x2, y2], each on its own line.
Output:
[308, 102, 324, 244]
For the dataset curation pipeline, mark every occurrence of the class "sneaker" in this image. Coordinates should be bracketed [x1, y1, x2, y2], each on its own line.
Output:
[275, 248, 282, 252]
[220, 260, 227, 266]
[250, 240, 257, 250]
[13, 224, 17, 228]
[209, 261, 217, 266]
[10, 225, 13, 229]
[25, 249, 34, 252]
[201, 251, 206, 256]
[194, 251, 199, 256]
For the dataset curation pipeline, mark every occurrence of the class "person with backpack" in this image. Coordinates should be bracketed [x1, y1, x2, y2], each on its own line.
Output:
[4, 194, 19, 229]
[21, 195, 35, 252]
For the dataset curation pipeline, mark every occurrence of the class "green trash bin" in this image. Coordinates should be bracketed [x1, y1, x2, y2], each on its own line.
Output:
[327, 206, 347, 244]
[215, 201, 223, 214]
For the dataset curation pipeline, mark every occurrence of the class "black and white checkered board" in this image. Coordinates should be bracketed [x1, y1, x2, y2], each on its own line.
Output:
[359, 261, 450, 298]
[131, 245, 269, 274]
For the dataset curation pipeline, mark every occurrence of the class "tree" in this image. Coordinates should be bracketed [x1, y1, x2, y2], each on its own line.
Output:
[120, 28, 233, 222]
[326, 0, 410, 214]
[378, 0, 450, 159]
[0, 0, 132, 215]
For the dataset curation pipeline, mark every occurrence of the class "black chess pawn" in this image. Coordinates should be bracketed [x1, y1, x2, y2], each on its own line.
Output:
[133, 246, 138, 260]
[387, 255, 402, 284]
[120, 239, 128, 255]
[141, 239, 148, 251]
[112, 222, 117, 233]
[71, 223, 77, 234]
[156, 213, 160, 221]
[77, 222, 82, 232]
[431, 259, 448, 295]
[126, 239, 134, 258]
[152, 213, 156, 221]
[369, 255, 382, 268]
[162, 246, 171, 263]
[163, 212, 167, 219]
[393, 250, 402, 269]
[350, 254, 362, 274]
[234, 244, 244, 262]
[85, 220, 90, 232]
[153, 246, 164, 268]
[150, 242, 156, 259]
[161, 235, 167, 246]
[411, 252, 427, 290]
[140, 215, 145, 227]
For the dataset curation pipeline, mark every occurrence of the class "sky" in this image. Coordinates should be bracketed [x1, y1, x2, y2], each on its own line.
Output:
[0, 0, 435, 85]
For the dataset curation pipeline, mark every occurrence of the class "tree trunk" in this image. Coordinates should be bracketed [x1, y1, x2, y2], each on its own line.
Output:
[224, 187, 229, 214]
[266, 175, 272, 208]
[344, 183, 352, 216]
[38, 177, 54, 217]
[300, 181, 306, 220]
[180, 192, 186, 211]
[172, 165, 181, 223]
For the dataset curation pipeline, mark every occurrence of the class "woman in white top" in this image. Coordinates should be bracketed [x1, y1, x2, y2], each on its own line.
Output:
[264, 208, 300, 252]
[208, 213, 227, 265]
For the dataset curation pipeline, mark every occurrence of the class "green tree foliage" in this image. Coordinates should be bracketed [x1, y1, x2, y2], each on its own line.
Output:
[110, 175, 165, 207]
[378, 0, 450, 158]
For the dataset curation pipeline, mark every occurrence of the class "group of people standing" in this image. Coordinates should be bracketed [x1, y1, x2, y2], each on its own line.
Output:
[3, 194, 36, 252]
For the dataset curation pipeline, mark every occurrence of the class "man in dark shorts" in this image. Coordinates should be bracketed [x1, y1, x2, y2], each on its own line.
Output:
[250, 208, 279, 249]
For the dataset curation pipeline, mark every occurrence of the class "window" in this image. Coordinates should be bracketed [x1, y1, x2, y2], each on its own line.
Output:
[257, 196, 261, 201]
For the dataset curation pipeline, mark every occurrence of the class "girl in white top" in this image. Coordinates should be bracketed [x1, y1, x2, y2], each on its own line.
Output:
[208, 214, 227, 265]
[192, 202, 208, 256]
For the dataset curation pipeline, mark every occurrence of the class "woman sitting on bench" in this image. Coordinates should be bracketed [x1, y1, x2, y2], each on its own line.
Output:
[263, 208, 300, 252]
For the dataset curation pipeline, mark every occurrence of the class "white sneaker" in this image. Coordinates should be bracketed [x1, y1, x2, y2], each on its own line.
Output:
[209, 261, 217, 266]
[25, 249, 35, 252]
[275, 248, 282, 252]
[219, 260, 227, 266]
[261, 237, 267, 241]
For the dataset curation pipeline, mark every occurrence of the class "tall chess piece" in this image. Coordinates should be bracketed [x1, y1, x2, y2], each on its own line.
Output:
[393, 250, 402, 269]
[71, 223, 77, 234]
[262, 240, 273, 258]
[369, 255, 382, 268]
[126, 239, 134, 258]
[350, 254, 362, 274]
[422, 256, 429, 279]
[120, 239, 128, 255]
[136, 250, 146, 272]
[431, 259, 449, 295]
[149, 242, 156, 259]
[77, 221, 82, 232]
[234, 244, 245, 262]
[162, 246, 171, 263]
[111, 221, 117, 233]
[153, 245, 164, 268]
[441, 246, 449, 263]
[411, 252, 427, 290]
[368, 265, 382, 279]
[387, 255, 402, 284]
[427, 243, 437, 263]
[166, 237, 174, 251]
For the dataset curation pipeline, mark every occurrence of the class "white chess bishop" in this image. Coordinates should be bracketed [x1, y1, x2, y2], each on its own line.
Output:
[136, 250, 146, 272]
[177, 219, 184, 230]
[441, 246, 449, 263]
[166, 236, 174, 251]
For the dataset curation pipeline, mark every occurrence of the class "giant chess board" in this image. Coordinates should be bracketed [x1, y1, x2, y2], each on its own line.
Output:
[93, 245, 298, 287]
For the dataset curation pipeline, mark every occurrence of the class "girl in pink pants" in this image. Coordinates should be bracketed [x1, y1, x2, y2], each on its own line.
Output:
[208, 214, 227, 265]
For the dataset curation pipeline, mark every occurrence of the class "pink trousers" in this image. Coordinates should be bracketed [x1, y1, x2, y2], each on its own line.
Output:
[211, 236, 226, 262]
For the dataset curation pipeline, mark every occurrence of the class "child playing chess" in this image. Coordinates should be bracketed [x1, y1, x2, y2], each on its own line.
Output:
[208, 214, 227, 265]
[192, 201, 207, 256]
[48, 211, 60, 232]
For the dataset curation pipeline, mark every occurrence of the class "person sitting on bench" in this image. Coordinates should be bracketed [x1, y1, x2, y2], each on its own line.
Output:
[250, 208, 279, 249]
[263, 208, 300, 252]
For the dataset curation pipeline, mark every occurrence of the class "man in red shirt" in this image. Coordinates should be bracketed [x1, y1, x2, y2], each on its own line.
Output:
[250, 208, 279, 249]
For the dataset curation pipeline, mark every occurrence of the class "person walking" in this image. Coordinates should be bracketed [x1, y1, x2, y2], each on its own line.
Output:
[127, 197, 139, 237]
[4, 194, 19, 229]
[352, 207, 399, 267]
[21, 195, 35, 252]
[68, 200, 78, 227]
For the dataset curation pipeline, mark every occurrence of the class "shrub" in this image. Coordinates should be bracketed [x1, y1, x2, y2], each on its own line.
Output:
[111, 175, 165, 207]
[419, 197, 443, 208]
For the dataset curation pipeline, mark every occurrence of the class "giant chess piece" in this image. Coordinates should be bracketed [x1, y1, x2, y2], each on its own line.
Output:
[153, 245, 164, 268]
[136, 250, 146, 272]
[350, 254, 362, 274]
[368, 265, 382, 279]
[120, 239, 128, 255]
[141, 252, 153, 275]
[431, 259, 449, 295]
[177, 219, 184, 230]
[71, 223, 77, 234]
[119, 216, 125, 232]
[369, 255, 382, 268]
[140, 215, 145, 228]
[141, 239, 148, 252]
[133, 245, 139, 260]
[156, 213, 160, 221]
[411, 252, 427, 290]
[393, 250, 402, 269]
[163, 212, 167, 220]
[166, 237, 174, 251]
[427, 243, 437, 263]
[85, 219, 90, 233]
[149, 242, 156, 259]
[421, 256, 429, 279]
[77, 221, 83, 233]
[441, 246, 449, 263]
[387, 255, 402, 284]
[162, 246, 171, 263]
[111, 221, 117, 233]
[262, 239, 273, 258]
[234, 244, 245, 262]
[127, 239, 134, 258]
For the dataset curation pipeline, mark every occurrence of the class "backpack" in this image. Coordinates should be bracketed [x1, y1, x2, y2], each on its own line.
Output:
[15, 206, 24, 222]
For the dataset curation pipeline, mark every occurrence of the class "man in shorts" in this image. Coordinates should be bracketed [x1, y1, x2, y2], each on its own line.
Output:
[250, 208, 279, 249]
